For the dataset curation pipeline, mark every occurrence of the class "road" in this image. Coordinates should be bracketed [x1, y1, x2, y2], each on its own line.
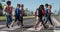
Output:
[0, 16, 60, 32]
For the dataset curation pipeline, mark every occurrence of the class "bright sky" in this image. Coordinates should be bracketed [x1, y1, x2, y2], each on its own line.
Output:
[2, 0, 59, 13]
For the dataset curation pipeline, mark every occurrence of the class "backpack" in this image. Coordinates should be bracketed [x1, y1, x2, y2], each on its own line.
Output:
[38, 9, 42, 16]
[15, 8, 20, 15]
[42, 9, 45, 15]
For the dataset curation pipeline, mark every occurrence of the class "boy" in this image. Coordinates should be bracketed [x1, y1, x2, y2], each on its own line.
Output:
[11, 4, 21, 27]
[4, 1, 12, 28]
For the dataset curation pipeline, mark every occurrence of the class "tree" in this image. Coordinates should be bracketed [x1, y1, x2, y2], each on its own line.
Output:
[24, 8, 29, 16]
[0, 3, 3, 9]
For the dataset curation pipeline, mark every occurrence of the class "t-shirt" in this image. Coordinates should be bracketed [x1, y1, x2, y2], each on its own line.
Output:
[4, 6, 12, 15]
[15, 7, 20, 16]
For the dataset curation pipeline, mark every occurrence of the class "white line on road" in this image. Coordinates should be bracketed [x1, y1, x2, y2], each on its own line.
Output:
[52, 17, 60, 26]
[0, 25, 6, 27]
[27, 17, 60, 31]
[0, 31, 9, 32]
[1, 25, 20, 30]
[27, 22, 43, 31]
[54, 30, 60, 32]
[27, 26, 43, 31]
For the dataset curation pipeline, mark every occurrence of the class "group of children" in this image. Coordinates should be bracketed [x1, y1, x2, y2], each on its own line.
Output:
[34, 4, 53, 30]
[3, 1, 53, 31]
[3, 1, 24, 28]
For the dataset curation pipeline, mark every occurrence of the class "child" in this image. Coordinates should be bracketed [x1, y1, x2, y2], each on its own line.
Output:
[4, 1, 12, 28]
[11, 4, 21, 27]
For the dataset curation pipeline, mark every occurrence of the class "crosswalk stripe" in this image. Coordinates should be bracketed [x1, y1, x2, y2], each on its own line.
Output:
[26, 17, 60, 31]
[52, 17, 60, 26]
[27, 26, 43, 31]
[0, 31, 9, 32]
[1, 25, 20, 30]
[27, 22, 43, 31]
[54, 30, 60, 32]
[0, 25, 6, 27]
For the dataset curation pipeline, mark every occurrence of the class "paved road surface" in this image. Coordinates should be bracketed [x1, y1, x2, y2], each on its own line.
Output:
[0, 17, 60, 32]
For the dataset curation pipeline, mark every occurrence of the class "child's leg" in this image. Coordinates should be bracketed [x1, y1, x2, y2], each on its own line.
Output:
[42, 21, 46, 29]
[6, 15, 10, 28]
[34, 16, 39, 30]
[11, 16, 17, 27]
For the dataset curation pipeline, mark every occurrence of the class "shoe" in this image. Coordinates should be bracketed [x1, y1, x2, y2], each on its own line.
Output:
[49, 25, 54, 28]
[34, 27, 37, 31]
[17, 23, 20, 26]
[6, 25, 10, 28]
[11, 25, 13, 27]
[21, 25, 24, 28]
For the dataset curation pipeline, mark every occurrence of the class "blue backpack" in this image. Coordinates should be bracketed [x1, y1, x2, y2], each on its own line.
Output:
[15, 8, 20, 15]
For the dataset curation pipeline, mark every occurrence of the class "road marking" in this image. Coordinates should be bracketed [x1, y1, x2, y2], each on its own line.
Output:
[27, 17, 60, 31]
[52, 17, 60, 26]
[0, 31, 9, 32]
[0, 25, 6, 27]
[1, 25, 20, 30]
[27, 26, 43, 31]
[54, 30, 60, 32]
[27, 22, 43, 31]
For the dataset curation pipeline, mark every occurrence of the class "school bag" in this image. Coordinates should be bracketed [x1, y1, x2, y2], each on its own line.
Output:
[42, 9, 45, 16]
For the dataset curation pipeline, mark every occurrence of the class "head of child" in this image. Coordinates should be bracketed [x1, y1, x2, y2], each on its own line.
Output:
[40, 5, 44, 10]
[38, 5, 44, 10]
[20, 4, 24, 8]
[45, 4, 48, 8]
[17, 4, 20, 8]
[6, 1, 11, 6]
[48, 5, 52, 9]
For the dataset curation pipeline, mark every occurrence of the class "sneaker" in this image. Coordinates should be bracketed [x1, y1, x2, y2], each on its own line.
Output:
[34, 27, 37, 31]
[49, 25, 54, 28]
[6, 25, 10, 28]
[21, 25, 24, 28]
[17, 23, 20, 26]
[11, 25, 13, 27]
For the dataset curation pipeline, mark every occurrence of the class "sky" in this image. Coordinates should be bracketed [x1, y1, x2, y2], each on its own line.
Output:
[1, 0, 59, 13]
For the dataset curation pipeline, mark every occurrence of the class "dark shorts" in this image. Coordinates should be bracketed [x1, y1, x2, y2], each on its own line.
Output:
[20, 16, 23, 21]
[14, 15, 21, 22]
[38, 16, 42, 22]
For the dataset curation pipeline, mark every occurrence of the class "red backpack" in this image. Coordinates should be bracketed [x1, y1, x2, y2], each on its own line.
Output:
[42, 9, 45, 15]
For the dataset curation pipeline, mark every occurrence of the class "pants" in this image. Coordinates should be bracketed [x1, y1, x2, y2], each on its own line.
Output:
[45, 16, 53, 25]
[6, 15, 12, 26]
[38, 16, 46, 28]
[20, 16, 23, 25]
[15, 15, 21, 22]
[15, 15, 23, 26]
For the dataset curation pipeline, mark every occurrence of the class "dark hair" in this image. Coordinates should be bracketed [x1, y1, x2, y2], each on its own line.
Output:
[21, 4, 24, 7]
[38, 5, 44, 10]
[40, 5, 44, 10]
[45, 4, 48, 7]
[50, 5, 52, 9]
[17, 4, 20, 7]
[6, 1, 11, 5]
